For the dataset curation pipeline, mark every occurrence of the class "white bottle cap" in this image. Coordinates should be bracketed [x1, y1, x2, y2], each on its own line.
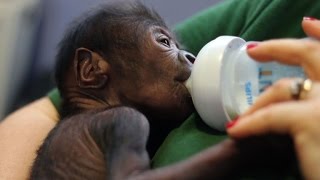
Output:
[185, 36, 246, 131]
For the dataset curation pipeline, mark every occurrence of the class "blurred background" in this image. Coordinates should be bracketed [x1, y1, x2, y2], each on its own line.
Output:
[0, 0, 223, 119]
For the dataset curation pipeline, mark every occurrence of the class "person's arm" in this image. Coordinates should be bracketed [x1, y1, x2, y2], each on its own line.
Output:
[0, 97, 58, 179]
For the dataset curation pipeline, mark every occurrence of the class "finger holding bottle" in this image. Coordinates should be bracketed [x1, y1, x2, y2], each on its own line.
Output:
[242, 78, 318, 116]
[246, 17, 320, 81]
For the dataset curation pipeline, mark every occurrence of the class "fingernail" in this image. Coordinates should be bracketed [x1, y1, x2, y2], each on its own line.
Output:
[226, 116, 239, 129]
[303, 16, 319, 21]
[247, 43, 258, 50]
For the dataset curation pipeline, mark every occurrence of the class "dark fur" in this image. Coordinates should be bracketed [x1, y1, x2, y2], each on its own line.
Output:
[31, 107, 150, 179]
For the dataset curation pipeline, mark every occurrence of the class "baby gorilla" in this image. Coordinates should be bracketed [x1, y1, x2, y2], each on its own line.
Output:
[31, 1, 297, 179]
[54, 1, 195, 156]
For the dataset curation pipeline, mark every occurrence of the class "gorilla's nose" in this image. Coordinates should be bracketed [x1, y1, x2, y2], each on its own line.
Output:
[180, 50, 196, 64]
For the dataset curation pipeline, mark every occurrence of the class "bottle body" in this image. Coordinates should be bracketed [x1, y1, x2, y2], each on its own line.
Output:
[185, 36, 305, 131]
[227, 43, 305, 117]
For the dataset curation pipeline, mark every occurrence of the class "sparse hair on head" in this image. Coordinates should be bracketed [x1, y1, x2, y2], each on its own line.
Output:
[54, 0, 168, 117]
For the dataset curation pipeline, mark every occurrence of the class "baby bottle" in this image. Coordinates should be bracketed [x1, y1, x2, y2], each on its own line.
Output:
[185, 36, 305, 131]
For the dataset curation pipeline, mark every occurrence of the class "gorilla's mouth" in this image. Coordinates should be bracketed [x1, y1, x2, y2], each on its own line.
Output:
[174, 70, 192, 97]
[174, 69, 191, 83]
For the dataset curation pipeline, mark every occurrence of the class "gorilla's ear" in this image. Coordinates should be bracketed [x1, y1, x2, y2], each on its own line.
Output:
[74, 48, 109, 89]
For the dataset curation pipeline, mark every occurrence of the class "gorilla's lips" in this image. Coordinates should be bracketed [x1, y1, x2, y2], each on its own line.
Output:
[174, 69, 192, 98]
[174, 68, 191, 83]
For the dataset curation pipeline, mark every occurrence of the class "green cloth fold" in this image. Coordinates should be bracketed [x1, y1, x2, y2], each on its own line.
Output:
[47, 88, 61, 113]
[152, 113, 226, 167]
[175, 0, 320, 56]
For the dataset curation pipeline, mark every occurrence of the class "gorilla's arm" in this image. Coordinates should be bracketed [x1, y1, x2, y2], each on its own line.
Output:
[31, 107, 295, 180]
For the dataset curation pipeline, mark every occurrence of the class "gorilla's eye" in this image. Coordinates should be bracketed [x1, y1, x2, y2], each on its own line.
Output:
[159, 37, 170, 47]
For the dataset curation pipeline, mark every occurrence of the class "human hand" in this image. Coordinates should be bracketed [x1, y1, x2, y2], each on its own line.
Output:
[244, 17, 320, 81]
[227, 17, 320, 179]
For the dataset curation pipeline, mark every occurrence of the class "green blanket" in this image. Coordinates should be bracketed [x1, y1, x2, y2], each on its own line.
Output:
[151, 0, 320, 178]
[48, 0, 320, 178]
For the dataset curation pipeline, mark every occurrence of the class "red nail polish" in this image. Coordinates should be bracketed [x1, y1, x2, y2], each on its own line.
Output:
[303, 16, 319, 21]
[226, 117, 239, 129]
[246, 43, 258, 50]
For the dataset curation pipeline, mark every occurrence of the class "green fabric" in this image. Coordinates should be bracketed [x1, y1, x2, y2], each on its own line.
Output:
[152, 0, 320, 178]
[174, 0, 320, 56]
[47, 88, 62, 114]
[152, 113, 227, 167]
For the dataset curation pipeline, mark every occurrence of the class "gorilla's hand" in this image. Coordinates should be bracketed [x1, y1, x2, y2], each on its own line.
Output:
[31, 107, 150, 180]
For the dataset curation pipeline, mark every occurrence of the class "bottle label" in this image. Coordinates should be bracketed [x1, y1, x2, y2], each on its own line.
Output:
[258, 62, 305, 95]
[239, 62, 305, 114]
[245, 81, 253, 105]
[258, 66, 273, 93]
